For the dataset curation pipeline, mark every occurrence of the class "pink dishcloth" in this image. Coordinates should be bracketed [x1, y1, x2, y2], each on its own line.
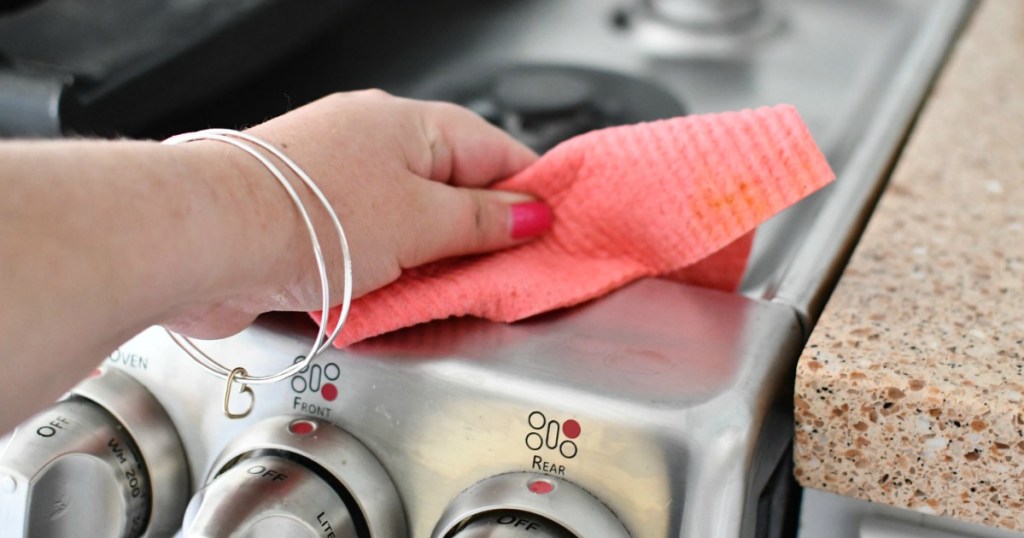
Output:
[317, 104, 834, 347]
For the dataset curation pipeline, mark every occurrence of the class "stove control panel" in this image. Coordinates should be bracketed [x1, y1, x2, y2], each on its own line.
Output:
[0, 367, 189, 538]
[2, 279, 803, 536]
[182, 416, 406, 538]
[433, 473, 629, 538]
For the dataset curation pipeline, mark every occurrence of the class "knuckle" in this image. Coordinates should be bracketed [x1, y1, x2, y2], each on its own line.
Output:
[471, 196, 489, 247]
[355, 88, 393, 101]
[459, 192, 494, 250]
[422, 99, 472, 123]
[324, 89, 392, 107]
[428, 100, 462, 114]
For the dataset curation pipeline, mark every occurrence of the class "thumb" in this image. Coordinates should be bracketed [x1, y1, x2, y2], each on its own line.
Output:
[399, 183, 553, 269]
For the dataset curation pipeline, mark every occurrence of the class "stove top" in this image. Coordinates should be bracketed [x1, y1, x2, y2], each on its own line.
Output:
[0, 1, 974, 536]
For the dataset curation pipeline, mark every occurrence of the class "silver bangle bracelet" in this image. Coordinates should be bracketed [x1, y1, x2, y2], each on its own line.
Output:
[161, 129, 353, 418]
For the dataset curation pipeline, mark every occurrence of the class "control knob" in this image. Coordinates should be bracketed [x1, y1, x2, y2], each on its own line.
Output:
[183, 453, 355, 537]
[182, 416, 405, 538]
[0, 367, 189, 537]
[434, 473, 629, 538]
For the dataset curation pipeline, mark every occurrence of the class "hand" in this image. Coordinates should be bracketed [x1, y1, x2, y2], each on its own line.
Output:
[163, 90, 548, 338]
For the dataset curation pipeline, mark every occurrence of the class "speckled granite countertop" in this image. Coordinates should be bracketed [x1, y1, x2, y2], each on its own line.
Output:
[793, 0, 1024, 531]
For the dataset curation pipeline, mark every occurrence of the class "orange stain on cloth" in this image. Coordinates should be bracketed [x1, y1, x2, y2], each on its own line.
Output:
[316, 104, 834, 347]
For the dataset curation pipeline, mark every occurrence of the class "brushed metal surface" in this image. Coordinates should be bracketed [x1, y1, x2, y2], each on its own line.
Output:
[110, 280, 804, 537]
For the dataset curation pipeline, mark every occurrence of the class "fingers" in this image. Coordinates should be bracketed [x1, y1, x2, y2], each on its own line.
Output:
[397, 97, 552, 268]
[398, 179, 553, 268]
[222, 91, 551, 317]
[415, 100, 538, 187]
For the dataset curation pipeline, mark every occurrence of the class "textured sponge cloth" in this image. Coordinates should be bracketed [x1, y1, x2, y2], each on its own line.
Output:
[318, 104, 834, 347]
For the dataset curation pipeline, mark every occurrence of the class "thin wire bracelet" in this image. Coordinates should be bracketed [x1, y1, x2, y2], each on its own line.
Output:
[202, 128, 353, 358]
[160, 130, 353, 416]
[162, 132, 330, 382]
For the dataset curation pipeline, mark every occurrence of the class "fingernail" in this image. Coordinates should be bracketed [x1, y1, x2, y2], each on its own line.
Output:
[510, 201, 553, 240]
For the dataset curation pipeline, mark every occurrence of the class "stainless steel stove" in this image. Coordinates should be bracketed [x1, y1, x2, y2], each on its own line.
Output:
[0, 1, 973, 536]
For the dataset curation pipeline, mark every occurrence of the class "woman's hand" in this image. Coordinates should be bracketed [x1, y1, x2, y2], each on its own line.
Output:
[0, 90, 546, 432]
[163, 90, 548, 338]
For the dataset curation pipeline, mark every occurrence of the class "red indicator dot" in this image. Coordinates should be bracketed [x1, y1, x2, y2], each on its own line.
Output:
[89, 369, 103, 378]
[562, 419, 581, 439]
[321, 383, 338, 402]
[528, 479, 555, 495]
[288, 419, 317, 436]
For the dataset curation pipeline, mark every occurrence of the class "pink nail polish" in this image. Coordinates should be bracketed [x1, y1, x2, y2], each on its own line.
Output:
[510, 201, 553, 240]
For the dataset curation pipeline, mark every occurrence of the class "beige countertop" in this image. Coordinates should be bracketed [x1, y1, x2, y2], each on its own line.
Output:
[793, 0, 1024, 531]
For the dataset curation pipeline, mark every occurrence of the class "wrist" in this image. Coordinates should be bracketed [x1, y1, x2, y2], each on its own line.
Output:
[167, 139, 302, 315]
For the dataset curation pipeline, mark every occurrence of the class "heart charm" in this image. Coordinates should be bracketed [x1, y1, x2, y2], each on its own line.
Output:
[223, 367, 255, 419]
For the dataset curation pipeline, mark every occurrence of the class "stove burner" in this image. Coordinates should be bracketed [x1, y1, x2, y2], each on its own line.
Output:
[413, 64, 686, 153]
